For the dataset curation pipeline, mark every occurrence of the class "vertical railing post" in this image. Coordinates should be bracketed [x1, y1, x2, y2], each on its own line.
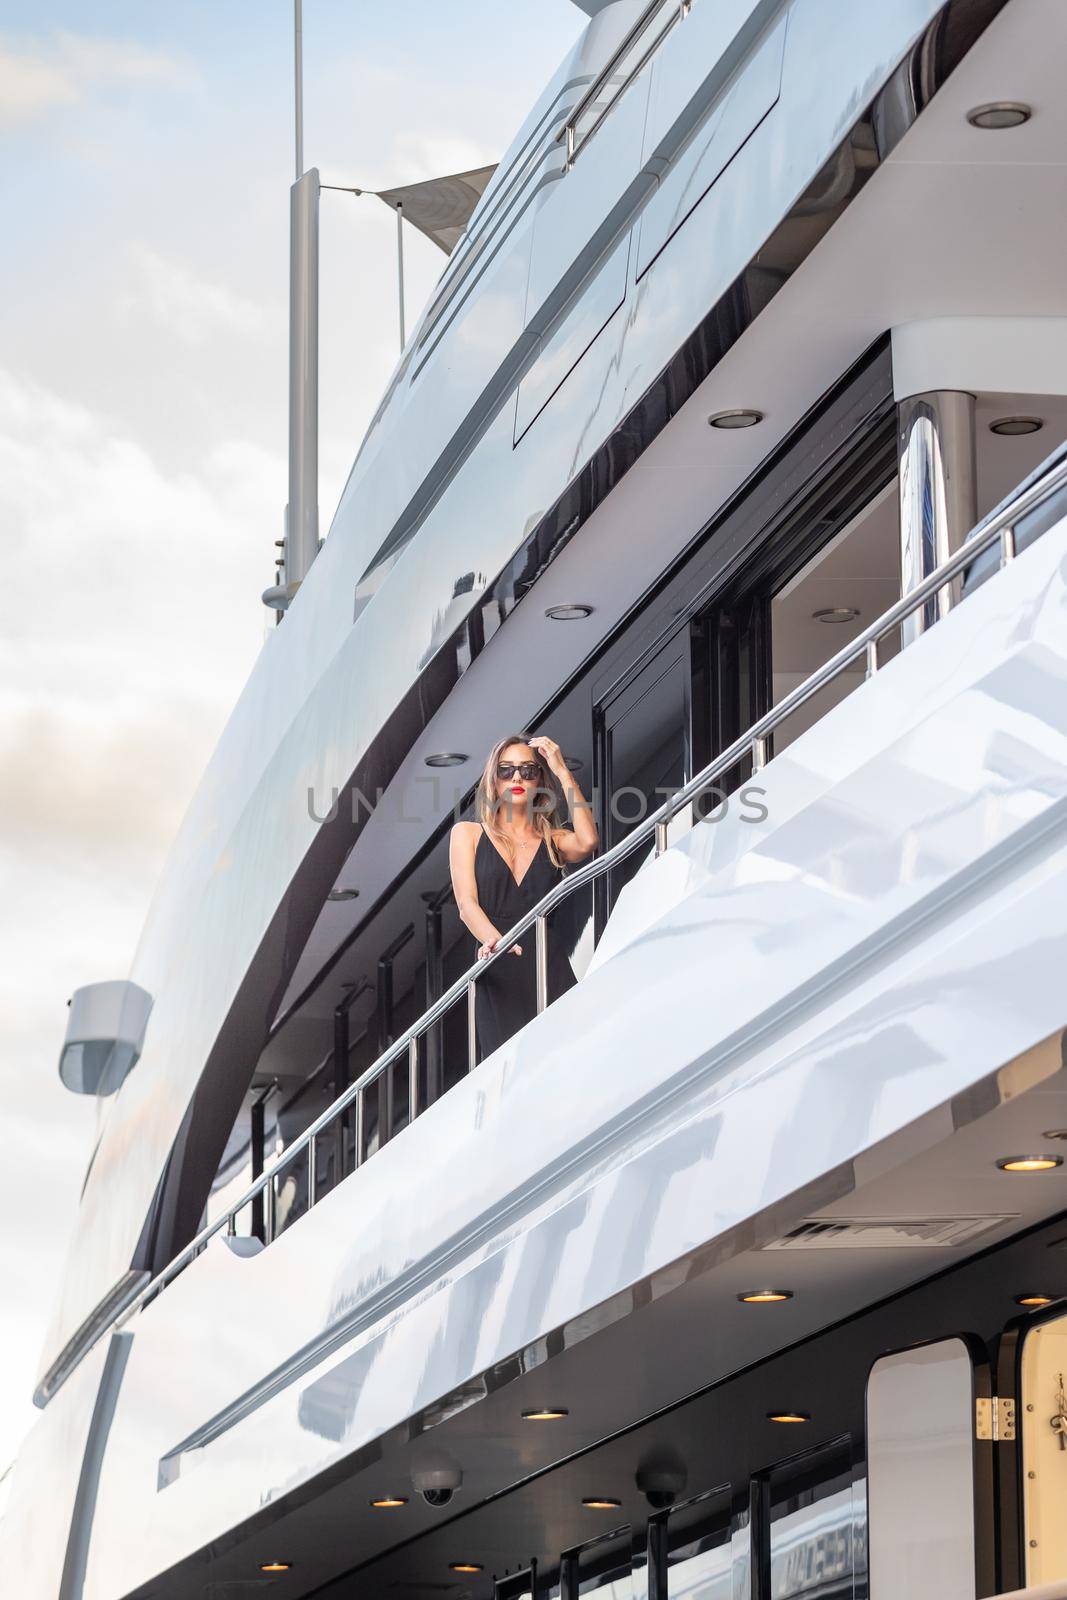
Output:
[307, 1133, 317, 1211]
[655, 819, 670, 856]
[467, 980, 478, 1072]
[1001, 523, 1017, 565]
[265, 1176, 276, 1245]
[535, 917, 549, 1014]
[377, 957, 394, 1147]
[250, 1086, 271, 1244]
[377, 925, 414, 1148]
[333, 996, 351, 1186]
[408, 1036, 419, 1125]
[354, 1087, 365, 1170]
[865, 638, 880, 680]
[333, 976, 370, 1187]
[423, 891, 445, 1106]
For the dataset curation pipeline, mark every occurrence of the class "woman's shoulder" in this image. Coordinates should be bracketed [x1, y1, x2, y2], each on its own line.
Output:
[450, 820, 482, 845]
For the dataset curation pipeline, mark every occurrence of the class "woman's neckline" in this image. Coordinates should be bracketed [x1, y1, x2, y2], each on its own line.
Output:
[481, 828, 544, 890]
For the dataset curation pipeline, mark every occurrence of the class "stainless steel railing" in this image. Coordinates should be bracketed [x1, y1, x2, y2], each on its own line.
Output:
[59, 447, 1067, 1388]
[558, 0, 695, 167]
[995, 1586, 1067, 1599]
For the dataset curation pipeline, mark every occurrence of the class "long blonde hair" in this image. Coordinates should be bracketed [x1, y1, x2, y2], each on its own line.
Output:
[476, 734, 565, 868]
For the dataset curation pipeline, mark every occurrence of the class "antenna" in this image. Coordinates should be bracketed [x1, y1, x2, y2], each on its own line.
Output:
[396, 202, 406, 350]
[294, 0, 304, 180]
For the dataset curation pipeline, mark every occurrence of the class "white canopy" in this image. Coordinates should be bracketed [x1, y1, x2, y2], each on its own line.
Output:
[374, 165, 497, 254]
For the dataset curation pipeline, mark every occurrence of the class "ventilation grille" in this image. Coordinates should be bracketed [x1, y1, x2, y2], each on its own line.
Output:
[205, 1584, 276, 1598]
[389, 1584, 466, 1594]
[763, 1215, 1015, 1250]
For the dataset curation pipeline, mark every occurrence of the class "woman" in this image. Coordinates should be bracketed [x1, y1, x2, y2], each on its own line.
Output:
[450, 734, 598, 1057]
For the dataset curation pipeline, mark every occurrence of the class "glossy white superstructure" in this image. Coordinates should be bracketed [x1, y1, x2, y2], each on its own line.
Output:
[6, 2, 1067, 1597]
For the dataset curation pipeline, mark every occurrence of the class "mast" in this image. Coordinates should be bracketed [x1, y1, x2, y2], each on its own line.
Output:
[265, 0, 320, 612]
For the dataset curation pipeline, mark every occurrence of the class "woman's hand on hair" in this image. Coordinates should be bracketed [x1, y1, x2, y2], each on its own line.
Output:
[528, 735, 567, 781]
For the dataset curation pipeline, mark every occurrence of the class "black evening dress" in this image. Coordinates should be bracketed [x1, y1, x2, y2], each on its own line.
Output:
[473, 829, 577, 1057]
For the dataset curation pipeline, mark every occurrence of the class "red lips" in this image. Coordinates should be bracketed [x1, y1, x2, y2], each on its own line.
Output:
[511, 786, 524, 796]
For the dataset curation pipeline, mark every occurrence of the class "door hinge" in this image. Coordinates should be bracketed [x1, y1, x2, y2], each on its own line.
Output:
[976, 1396, 1017, 1441]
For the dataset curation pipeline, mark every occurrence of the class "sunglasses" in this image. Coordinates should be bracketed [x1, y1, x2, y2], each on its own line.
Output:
[497, 761, 542, 782]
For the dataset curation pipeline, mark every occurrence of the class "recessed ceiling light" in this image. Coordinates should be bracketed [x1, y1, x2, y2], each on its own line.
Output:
[450, 1563, 484, 1574]
[708, 408, 763, 429]
[1042, 1129, 1067, 1141]
[990, 416, 1043, 437]
[967, 101, 1031, 129]
[522, 1407, 569, 1420]
[1015, 1293, 1056, 1308]
[424, 752, 468, 768]
[812, 607, 860, 624]
[328, 888, 360, 902]
[259, 1561, 293, 1573]
[370, 1495, 408, 1508]
[997, 1155, 1063, 1173]
[582, 1497, 622, 1509]
[738, 1289, 793, 1304]
[767, 1410, 811, 1423]
[545, 603, 594, 621]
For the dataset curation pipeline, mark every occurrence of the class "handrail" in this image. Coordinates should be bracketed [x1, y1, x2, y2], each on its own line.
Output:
[42, 446, 1067, 1404]
[558, 0, 691, 165]
[995, 1586, 1067, 1600]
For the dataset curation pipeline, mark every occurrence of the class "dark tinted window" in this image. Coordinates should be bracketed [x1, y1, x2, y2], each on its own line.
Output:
[766, 1441, 860, 1600]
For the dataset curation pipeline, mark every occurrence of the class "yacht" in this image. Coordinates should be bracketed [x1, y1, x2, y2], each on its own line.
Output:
[5, 1, 1067, 1596]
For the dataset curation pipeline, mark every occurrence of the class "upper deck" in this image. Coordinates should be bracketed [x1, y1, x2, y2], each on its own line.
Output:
[45, 0, 1065, 1380]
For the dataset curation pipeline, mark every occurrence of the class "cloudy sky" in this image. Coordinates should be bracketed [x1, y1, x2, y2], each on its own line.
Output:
[0, 0, 582, 1478]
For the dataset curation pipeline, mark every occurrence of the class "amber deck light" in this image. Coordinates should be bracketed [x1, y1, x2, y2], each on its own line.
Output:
[522, 1407, 569, 1421]
[737, 1289, 793, 1304]
[370, 1495, 408, 1508]
[997, 1155, 1062, 1173]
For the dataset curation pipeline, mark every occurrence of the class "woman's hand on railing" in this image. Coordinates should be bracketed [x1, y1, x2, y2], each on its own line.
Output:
[478, 934, 522, 959]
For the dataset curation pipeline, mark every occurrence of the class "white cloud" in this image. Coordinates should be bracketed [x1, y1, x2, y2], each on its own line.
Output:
[389, 132, 501, 186]
[0, 29, 190, 126]
[125, 244, 278, 345]
[0, 367, 278, 1465]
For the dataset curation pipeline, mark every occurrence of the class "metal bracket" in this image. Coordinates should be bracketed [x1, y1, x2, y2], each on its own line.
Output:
[976, 1396, 1017, 1441]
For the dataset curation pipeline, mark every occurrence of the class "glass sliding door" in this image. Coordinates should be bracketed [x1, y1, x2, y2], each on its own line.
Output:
[595, 632, 691, 921]
[1021, 1308, 1067, 1588]
[663, 1489, 736, 1600]
[867, 1339, 977, 1600]
[762, 1439, 861, 1600]
[767, 479, 900, 757]
[693, 409, 898, 777]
